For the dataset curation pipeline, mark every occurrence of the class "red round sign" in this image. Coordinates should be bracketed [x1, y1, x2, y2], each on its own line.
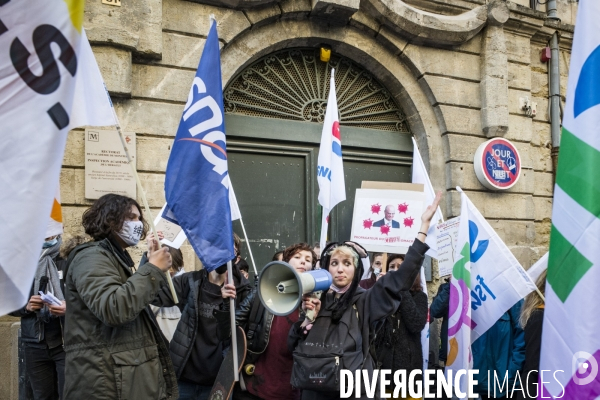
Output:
[473, 138, 521, 190]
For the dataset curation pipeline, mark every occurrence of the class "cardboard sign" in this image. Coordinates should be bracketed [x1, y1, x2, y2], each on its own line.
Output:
[436, 216, 460, 277]
[350, 187, 425, 254]
[154, 204, 187, 249]
[85, 129, 136, 200]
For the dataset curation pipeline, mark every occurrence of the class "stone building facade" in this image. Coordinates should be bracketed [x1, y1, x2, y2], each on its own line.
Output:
[0, 0, 578, 398]
[61, 0, 576, 269]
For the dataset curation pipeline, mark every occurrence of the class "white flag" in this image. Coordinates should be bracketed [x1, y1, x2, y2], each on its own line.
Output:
[527, 252, 548, 283]
[446, 188, 536, 397]
[317, 69, 345, 250]
[0, 0, 116, 316]
[411, 137, 443, 258]
[411, 137, 443, 372]
[229, 181, 241, 222]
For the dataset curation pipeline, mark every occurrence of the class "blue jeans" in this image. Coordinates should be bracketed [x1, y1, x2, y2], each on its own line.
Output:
[177, 380, 212, 400]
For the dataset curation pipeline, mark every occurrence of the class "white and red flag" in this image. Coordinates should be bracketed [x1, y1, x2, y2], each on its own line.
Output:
[317, 69, 345, 251]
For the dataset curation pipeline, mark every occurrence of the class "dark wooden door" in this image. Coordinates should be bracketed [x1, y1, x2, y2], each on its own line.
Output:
[226, 114, 412, 278]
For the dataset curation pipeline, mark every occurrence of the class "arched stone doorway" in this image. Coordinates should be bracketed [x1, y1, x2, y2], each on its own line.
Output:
[224, 48, 413, 271]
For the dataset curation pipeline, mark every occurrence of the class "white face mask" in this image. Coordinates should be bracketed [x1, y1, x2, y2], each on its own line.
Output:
[116, 220, 143, 247]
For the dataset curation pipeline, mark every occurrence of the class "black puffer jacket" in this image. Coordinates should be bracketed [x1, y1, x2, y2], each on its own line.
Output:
[373, 289, 428, 373]
[152, 267, 252, 379]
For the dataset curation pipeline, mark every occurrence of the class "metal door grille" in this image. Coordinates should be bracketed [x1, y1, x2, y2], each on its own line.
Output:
[224, 49, 410, 132]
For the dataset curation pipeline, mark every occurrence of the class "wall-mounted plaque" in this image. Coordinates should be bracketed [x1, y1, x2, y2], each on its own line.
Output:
[85, 128, 136, 200]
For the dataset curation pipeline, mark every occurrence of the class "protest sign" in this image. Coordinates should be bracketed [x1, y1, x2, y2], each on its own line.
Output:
[350, 187, 425, 253]
[436, 216, 460, 277]
[154, 204, 187, 249]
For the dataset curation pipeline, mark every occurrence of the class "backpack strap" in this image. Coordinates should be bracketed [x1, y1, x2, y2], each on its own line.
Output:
[246, 295, 265, 349]
[352, 301, 375, 370]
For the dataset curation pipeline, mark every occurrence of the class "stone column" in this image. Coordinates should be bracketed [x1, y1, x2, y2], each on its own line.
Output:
[480, 1, 510, 137]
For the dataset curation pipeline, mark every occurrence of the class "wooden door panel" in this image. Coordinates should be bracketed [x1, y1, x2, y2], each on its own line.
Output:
[228, 142, 315, 274]
[224, 115, 413, 278]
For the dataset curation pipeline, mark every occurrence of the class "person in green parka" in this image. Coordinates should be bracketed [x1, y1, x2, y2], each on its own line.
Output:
[63, 194, 178, 400]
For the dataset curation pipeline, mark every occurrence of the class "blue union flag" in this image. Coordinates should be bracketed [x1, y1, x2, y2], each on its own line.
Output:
[164, 20, 235, 271]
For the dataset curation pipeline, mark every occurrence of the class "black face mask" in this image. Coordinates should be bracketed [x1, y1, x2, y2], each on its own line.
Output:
[215, 264, 228, 275]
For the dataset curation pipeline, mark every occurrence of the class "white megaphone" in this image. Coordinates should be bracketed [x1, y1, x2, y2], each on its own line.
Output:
[258, 261, 333, 316]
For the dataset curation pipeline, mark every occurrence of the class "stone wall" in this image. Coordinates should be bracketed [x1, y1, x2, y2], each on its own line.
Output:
[58, 0, 575, 269]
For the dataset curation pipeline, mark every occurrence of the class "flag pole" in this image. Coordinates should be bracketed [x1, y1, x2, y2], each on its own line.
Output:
[111, 114, 179, 304]
[534, 287, 546, 302]
[227, 260, 239, 382]
[207, 13, 238, 382]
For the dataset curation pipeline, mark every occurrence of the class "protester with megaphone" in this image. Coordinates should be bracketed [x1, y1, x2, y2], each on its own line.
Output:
[232, 243, 317, 400]
[287, 192, 443, 400]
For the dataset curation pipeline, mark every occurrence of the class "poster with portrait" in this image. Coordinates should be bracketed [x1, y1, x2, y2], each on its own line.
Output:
[349, 187, 425, 254]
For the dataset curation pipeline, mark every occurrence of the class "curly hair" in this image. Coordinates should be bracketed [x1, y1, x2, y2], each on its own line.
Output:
[59, 234, 90, 259]
[82, 194, 148, 241]
[282, 243, 317, 269]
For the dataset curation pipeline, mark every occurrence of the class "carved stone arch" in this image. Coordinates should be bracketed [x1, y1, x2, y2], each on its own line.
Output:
[220, 19, 449, 209]
[224, 48, 410, 133]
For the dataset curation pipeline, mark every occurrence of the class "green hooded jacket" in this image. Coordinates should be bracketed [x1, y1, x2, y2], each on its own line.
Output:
[63, 239, 178, 400]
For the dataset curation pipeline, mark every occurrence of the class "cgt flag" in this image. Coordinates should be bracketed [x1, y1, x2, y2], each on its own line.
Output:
[0, 0, 116, 316]
[164, 19, 235, 272]
[539, 0, 600, 397]
[446, 188, 536, 397]
[317, 69, 345, 251]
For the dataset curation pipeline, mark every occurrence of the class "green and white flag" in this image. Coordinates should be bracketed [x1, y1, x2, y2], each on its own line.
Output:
[539, 1, 600, 398]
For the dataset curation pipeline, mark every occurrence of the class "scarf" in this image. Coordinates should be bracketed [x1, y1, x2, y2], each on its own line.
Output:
[108, 233, 135, 269]
[34, 237, 64, 322]
[329, 281, 352, 294]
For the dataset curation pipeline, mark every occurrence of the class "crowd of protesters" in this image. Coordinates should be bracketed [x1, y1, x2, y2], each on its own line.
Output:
[10, 191, 549, 400]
